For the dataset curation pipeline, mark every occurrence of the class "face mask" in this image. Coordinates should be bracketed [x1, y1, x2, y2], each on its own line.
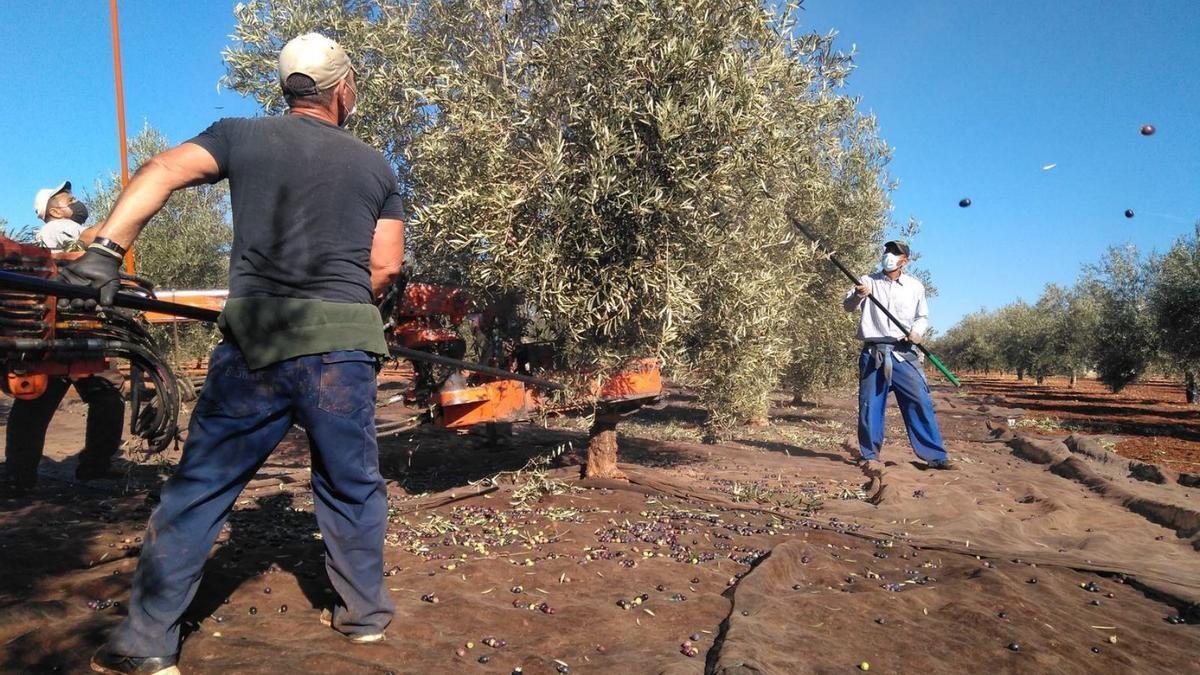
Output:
[338, 80, 357, 127]
[67, 201, 89, 225]
[882, 252, 902, 272]
[339, 103, 356, 127]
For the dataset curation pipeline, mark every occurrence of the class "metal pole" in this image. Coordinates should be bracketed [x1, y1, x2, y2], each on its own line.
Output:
[791, 219, 962, 388]
[109, 0, 136, 275]
[0, 270, 564, 390]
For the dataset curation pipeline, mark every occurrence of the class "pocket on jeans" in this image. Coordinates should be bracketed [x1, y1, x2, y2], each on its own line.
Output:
[317, 351, 376, 416]
[195, 343, 270, 418]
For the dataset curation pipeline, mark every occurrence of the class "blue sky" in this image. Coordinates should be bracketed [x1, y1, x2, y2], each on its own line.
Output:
[799, 1, 1200, 330]
[1, 1, 1197, 331]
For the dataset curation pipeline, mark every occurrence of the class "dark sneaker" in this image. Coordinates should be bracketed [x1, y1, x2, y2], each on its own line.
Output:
[90, 645, 179, 675]
[319, 608, 385, 643]
[927, 459, 959, 471]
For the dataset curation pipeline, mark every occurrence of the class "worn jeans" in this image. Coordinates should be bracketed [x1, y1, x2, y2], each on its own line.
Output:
[4, 375, 125, 488]
[857, 345, 947, 463]
[108, 342, 393, 657]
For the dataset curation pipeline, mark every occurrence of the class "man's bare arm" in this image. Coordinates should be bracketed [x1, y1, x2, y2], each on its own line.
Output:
[370, 217, 405, 300]
[94, 142, 221, 248]
[78, 225, 101, 246]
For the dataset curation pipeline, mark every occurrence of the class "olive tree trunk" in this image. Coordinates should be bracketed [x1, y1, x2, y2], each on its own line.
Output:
[584, 412, 627, 480]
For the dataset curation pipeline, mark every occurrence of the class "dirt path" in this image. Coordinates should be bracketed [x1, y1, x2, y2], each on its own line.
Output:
[1, 380, 1197, 674]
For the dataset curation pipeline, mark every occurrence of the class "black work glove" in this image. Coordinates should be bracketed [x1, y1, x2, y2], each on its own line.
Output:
[58, 245, 123, 308]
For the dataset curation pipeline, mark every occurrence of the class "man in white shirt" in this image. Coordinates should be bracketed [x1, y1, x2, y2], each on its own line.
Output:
[2, 182, 124, 496]
[32, 181, 98, 250]
[843, 240, 954, 472]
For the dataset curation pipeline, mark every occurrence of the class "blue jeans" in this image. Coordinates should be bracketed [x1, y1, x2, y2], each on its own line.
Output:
[857, 347, 947, 463]
[108, 342, 393, 657]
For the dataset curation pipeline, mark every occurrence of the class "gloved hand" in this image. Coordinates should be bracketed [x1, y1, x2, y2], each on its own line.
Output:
[58, 245, 123, 307]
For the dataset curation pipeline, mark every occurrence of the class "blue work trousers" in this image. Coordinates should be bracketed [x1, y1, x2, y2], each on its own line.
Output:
[857, 347, 947, 463]
[108, 342, 393, 658]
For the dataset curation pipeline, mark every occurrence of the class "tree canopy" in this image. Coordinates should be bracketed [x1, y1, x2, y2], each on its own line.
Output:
[224, 0, 893, 429]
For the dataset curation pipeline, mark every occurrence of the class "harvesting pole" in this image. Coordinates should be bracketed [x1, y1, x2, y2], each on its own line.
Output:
[790, 219, 962, 388]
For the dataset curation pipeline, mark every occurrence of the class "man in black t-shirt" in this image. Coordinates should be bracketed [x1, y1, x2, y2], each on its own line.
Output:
[64, 33, 405, 674]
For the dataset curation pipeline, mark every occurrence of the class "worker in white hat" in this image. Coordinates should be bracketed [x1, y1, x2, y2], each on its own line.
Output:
[2, 182, 125, 500]
[32, 181, 98, 250]
[78, 33, 405, 675]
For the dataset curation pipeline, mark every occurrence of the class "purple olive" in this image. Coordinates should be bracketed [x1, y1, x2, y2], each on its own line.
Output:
[1140, 124, 1155, 136]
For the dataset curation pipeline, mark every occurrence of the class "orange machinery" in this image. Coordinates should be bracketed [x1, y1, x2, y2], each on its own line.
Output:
[0, 246, 662, 441]
[143, 279, 663, 430]
[379, 280, 661, 429]
[0, 236, 180, 451]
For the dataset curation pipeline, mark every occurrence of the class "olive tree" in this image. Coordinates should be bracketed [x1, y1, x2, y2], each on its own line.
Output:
[993, 301, 1039, 379]
[1149, 223, 1200, 403]
[1085, 244, 1158, 393]
[1026, 283, 1099, 385]
[224, 0, 891, 473]
[935, 310, 1002, 373]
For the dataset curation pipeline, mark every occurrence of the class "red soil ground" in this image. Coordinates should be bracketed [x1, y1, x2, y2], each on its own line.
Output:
[960, 374, 1200, 474]
[1, 375, 1197, 673]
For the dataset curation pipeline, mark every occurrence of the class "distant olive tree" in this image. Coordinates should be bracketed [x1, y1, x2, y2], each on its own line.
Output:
[1023, 283, 1099, 386]
[1150, 223, 1200, 403]
[934, 310, 1002, 373]
[994, 301, 1038, 380]
[1083, 245, 1158, 393]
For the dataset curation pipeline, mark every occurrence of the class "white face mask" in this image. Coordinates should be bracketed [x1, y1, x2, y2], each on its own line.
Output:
[338, 78, 357, 127]
[882, 252, 902, 272]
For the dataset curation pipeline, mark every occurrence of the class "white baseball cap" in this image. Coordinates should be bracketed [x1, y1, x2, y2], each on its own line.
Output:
[279, 33, 353, 94]
[33, 181, 71, 220]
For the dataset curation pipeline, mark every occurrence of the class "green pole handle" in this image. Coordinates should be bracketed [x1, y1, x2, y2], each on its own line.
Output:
[923, 349, 961, 388]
